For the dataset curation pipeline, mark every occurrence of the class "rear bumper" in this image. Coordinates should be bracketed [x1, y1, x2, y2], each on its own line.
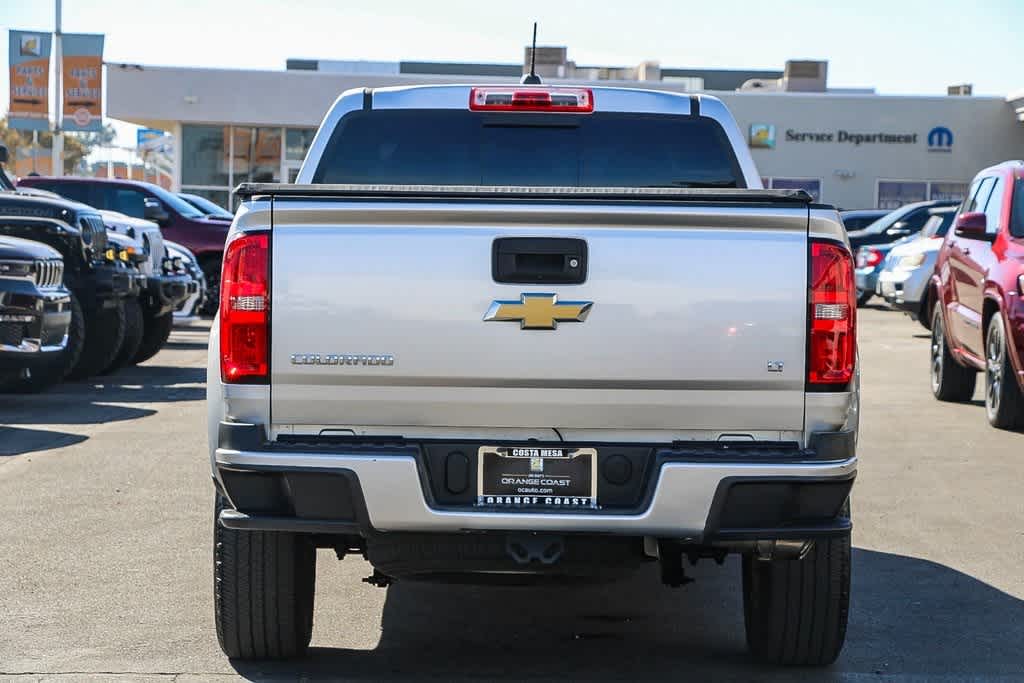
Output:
[214, 437, 856, 542]
[0, 286, 71, 364]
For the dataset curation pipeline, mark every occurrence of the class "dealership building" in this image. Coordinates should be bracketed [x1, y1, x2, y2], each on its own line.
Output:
[105, 50, 1024, 210]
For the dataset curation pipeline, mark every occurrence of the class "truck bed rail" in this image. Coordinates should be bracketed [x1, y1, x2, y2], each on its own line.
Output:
[234, 183, 813, 205]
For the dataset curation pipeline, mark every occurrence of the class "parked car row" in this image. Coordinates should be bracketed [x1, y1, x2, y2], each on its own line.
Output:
[0, 144, 211, 393]
[851, 203, 957, 306]
[877, 206, 957, 325]
[841, 161, 1024, 431]
[18, 175, 232, 316]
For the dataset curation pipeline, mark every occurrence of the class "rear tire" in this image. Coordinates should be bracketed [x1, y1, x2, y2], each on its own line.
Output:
[984, 314, 1024, 430]
[930, 307, 976, 402]
[132, 311, 174, 365]
[199, 256, 222, 318]
[68, 298, 125, 380]
[214, 494, 316, 660]
[0, 292, 85, 393]
[102, 298, 144, 374]
[917, 290, 933, 331]
[742, 525, 851, 666]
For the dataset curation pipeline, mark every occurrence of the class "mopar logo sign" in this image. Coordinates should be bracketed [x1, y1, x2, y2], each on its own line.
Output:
[927, 126, 953, 152]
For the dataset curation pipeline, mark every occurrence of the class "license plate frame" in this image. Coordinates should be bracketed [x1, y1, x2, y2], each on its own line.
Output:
[476, 445, 597, 509]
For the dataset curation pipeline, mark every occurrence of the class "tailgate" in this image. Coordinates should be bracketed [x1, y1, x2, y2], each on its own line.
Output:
[269, 199, 808, 432]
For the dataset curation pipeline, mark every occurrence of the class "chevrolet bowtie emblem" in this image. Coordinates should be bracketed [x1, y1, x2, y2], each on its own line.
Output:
[484, 293, 593, 330]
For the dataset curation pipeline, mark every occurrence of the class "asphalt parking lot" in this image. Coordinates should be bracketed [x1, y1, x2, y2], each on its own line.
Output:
[1, 308, 1022, 682]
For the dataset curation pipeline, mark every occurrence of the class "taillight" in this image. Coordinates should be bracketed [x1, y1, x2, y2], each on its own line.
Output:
[856, 247, 882, 268]
[469, 86, 594, 113]
[808, 240, 856, 387]
[220, 232, 269, 384]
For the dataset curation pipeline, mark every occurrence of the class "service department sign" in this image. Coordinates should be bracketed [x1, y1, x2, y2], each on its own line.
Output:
[784, 129, 919, 145]
[751, 125, 954, 152]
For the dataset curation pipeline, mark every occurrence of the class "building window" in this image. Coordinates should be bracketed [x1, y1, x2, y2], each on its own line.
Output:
[178, 125, 296, 210]
[928, 182, 969, 203]
[181, 125, 230, 187]
[286, 128, 316, 161]
[877, 180, 969, 209]
[766, 177, 822, 202]
[232, 127, 281, 184]
[877, 181, 927, 209]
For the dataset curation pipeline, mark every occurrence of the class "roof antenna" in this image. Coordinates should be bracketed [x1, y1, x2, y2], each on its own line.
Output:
[521, 22, 542, 85]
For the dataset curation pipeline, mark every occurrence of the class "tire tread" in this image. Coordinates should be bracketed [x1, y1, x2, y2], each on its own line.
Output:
[132, 311, 174, 365]
[986, 315, 1024, 430]
[69, 299, 126, 379]
[932, 308, 976, 403]
[743, 532, 851, 666]
[102, 298, 144, 374]
[213, 495, 315, 660]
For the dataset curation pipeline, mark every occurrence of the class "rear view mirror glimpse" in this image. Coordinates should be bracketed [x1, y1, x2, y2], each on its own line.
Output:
[143, 198, 170, 224]
[953, 212, 988, 239]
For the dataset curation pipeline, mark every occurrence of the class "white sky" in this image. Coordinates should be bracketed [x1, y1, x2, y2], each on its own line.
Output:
[3, 0, 1023, 150]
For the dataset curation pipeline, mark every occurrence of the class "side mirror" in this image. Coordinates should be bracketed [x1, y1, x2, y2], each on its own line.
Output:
[143, 197, 170, 225]
[0, 144, 8, 164]
[886, 221, 911, 236]
[953, 212, 988, 239]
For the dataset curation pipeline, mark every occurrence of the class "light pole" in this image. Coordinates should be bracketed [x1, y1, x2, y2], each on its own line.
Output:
[50, 0, 63, 177]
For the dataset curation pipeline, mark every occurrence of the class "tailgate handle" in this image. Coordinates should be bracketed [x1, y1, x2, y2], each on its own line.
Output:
[492, 237, 587, 284]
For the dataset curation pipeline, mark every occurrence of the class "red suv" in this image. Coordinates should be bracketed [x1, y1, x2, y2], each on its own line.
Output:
[929, 160, 1024, 429]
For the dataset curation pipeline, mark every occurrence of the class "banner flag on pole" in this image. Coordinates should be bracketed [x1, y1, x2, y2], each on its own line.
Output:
[61, 33, 104, 132]
[8, 30, 53, 131]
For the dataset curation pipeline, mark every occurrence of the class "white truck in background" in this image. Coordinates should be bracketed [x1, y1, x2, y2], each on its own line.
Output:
[208, 84, 858, 666]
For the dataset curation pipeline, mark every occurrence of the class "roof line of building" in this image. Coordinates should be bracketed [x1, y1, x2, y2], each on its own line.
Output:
[104, 62, 1015, 101]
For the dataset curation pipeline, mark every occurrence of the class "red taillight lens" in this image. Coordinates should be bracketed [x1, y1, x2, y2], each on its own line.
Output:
[469, 86, 594, 113]
[856, 247, 882, 268]
[808, 240, 856, 387]
[220, 232, 269, 384]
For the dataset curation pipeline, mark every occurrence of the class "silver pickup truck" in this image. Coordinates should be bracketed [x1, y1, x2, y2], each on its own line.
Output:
[208, 84, 858, 666]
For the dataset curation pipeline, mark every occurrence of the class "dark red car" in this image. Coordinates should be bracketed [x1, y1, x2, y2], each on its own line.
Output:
[18, 176, 231, 315]
[929, 160, 1024, 429]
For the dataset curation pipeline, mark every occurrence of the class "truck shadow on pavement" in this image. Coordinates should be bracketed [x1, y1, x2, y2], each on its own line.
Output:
[0, 366, 203, 454]
[0, 426, 88, 456]
[160, 339, 211, 351]
[0, 393, 158, 423]
[231, 548, 1024, 681]
[0, 365, 204, 418]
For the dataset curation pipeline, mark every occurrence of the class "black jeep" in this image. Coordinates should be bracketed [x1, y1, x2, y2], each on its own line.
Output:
[0, 148, 142, 389]
[0, 235, 72, 389]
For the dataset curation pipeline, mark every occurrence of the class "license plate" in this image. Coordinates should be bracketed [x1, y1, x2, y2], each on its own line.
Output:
[477, 446, 597, 509]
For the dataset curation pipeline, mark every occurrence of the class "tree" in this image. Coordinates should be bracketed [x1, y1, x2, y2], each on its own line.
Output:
[0, 117, 117, 175]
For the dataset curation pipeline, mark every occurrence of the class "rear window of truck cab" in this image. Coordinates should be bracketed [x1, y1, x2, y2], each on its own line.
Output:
[313, 110, 744, 188]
